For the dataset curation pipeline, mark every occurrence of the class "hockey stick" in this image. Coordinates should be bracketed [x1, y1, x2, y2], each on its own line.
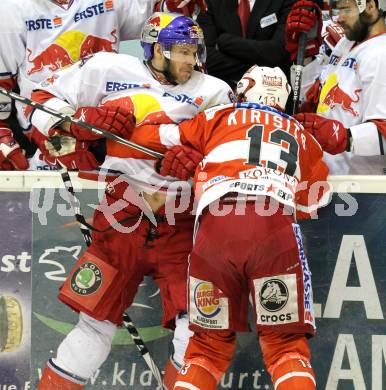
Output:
[60, 169, 165, 389]
[0, 87, 163, 159]
[292, 1, 318, 115]
[292, 32, 307, 115]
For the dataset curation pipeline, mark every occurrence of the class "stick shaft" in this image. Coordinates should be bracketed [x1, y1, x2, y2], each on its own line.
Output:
[0, 87, 163, 159]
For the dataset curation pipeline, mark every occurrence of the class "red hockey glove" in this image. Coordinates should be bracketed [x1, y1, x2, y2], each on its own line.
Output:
[70, 106, 135, 141]
[164, 0, 207, 16]
[322, 22, 345, 51]
[285, 0, 323, 61]
[157, 145, 203, 180]
[0, 127, 29, 170]
[294, 113, 348, 154]
[31, 127, 99, 170]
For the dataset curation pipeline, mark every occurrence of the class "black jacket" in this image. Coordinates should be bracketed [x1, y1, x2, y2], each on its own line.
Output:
[197, 0, 296, 87]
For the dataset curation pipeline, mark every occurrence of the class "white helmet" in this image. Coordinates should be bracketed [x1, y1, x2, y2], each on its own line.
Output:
[331, 0, 385, 14]
[354, 0, 385, 12]
[236, 66, 291, 111]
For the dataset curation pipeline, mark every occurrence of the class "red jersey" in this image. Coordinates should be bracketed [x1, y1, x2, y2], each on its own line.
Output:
[124, 103, 331, 219]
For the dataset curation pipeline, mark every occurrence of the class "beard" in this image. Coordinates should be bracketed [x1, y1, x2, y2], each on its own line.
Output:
[344, 17, 369, 41]
[343, 10, 381, 42]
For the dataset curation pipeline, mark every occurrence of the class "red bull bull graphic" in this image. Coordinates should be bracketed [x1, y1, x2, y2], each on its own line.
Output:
[321, 85, 361, 117]
[27, 29, 117, 76]
[147, 16, 162, 26]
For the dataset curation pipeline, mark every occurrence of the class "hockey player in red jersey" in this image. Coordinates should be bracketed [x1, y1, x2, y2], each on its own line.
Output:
[32, 13, 233, 390]
[135, 65, 330, 389]
[0, 0, 207, 170]
[286, 0, 386, 174]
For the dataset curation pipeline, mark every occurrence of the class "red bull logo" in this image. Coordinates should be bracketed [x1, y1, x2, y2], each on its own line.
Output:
[41, 74, 60, 87]
[27, 29, 118, 75]
[188, 25, 204, 39]
[148, 16, 161, 26]
[321, 85, 361, 117]
[194, 282, 221, 318]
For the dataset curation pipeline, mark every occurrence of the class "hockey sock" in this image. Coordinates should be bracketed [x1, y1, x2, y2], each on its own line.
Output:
[259, 330, 315, 389]
[174, 331, 236, 389]
[270, 354, 316, 389]
[164, 357, 180, 390]
[174, 358, 218, 390]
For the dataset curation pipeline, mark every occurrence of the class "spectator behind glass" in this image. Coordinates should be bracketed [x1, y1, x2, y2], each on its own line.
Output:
[197, 0, 311, 94]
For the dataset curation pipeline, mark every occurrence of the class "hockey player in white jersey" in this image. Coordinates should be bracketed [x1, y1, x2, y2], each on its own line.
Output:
[29, 12, 233, 389]
[0, 0, 207, 170]
[285, 0, 386, 174]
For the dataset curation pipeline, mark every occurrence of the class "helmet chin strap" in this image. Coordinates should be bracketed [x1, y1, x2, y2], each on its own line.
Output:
[146, 58, 178, 85]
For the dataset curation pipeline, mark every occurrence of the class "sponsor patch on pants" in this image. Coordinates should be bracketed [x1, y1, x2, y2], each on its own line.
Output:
[189, 276, 229, 330]
[254, 274, 298, 325]
[60, 252, 118, 312]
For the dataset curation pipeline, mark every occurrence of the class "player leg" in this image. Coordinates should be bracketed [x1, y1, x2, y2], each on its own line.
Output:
[259, 331, 315, 390]
[249, 211, 316, 389]
[38, 195, 146, 389]
[174, 331, 236, 390]
[145, 210, 196, 389]
[38, 312, 117, 389]
[174, 204, 253, 389]
[163, 312, 194, 390]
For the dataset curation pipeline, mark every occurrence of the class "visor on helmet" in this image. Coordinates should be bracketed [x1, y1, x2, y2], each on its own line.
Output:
[161, 41, 206, 66]
[329, 0, 363, 20]
[141, 12, 206, 66]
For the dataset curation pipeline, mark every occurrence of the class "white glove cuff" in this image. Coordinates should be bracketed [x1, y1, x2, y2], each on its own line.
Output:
[30, 97, 75, 136]
[350, 122, 385, 156]
[0, 94, 12, 120]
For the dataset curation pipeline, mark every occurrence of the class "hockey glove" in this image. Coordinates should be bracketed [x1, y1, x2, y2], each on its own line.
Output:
[294, 113, 349, 154]
[163, 0, 208, 15]
[322, 22, 345, 52]
[70, 106, 135, 141]
[285, 0, 323, 61]
[0, 127, 29, 170]
[156, 145, 203, 180]
[31, 127, 99, 170]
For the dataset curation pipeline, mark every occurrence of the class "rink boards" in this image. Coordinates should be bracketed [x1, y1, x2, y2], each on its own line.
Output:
[0, 172, 385, 390]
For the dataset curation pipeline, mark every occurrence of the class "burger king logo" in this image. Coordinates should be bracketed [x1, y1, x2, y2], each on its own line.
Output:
[194, 281, 221, 318]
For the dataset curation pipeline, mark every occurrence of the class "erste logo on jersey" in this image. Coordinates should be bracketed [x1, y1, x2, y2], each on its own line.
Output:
[254, 274, 299, 325]
[329, 55, 358, 70]
[106, 82, 151, 92]
[189, 276, 229, 330]
[26, 2, 114, 31]
[163, 91, 203, 108]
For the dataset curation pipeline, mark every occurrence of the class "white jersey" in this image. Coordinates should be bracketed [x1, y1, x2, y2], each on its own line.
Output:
[0, 0, 157, 129]
[302, 33, 386, 175]
[31, 52, 234, 193]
